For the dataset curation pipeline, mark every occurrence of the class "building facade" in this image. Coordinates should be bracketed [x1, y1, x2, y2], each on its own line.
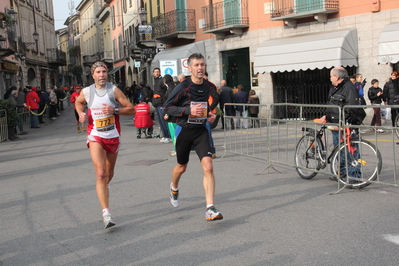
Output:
[0, 0, 65, 98]
[60, 0, 399, 121]
[149, 0, 399, 120]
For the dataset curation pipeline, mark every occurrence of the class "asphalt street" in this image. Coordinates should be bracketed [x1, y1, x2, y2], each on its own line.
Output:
[1, 105, 399, 266]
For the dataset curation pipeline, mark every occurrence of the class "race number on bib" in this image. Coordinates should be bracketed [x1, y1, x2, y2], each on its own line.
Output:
[188, 102, 208, 124]
[95, 115, 115, 131]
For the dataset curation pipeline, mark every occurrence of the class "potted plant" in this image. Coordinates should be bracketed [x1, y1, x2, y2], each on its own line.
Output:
[0, 99, 18, 139]
[0, 12, 13, 28]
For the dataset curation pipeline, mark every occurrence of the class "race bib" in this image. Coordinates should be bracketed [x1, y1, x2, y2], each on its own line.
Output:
[95, 115, 115, 131]
[188, 102, 208, 124]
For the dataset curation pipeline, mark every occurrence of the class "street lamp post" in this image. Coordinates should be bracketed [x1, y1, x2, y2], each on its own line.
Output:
[24, 31, 39, 49]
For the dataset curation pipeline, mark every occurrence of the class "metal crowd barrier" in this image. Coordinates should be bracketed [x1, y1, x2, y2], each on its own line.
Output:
[16, 110, 30, 135]
[0, 109, 30, 142]
[221, 103, 399, 192]
[0, 110, 8, 142]
[221, 103, 270, 161]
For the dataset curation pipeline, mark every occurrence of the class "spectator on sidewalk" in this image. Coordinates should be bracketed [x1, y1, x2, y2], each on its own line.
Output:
[25, 87, 41, 129]
[218, 80, 235, 129]
[368, 79, 384, 133]
[47, 87, 58, 120]
[134, 98, 154, 138]
[70, 86, 85, 133]
[37, 88, 50, 124]
[247, 89, 260, 128]
[234, 85, 248, 129]
[152, 68, 171, 143]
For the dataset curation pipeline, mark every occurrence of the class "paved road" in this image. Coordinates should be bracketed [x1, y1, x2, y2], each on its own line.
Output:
[1, 106, 399, 266]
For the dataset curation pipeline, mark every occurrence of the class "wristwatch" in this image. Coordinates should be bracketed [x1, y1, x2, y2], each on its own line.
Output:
[114, 107, 119, 115]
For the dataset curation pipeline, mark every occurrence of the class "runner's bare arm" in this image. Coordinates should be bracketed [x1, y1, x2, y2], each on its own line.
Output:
[75, 90, 87, 122]
[113, 88, 136, 116]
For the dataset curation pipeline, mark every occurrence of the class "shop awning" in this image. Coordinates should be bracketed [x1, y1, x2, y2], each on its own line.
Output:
[378, 22, 399, 64]
[254, 28, 358, 73]
[151, 41, 205, 73]
[108, 65, 124, 75]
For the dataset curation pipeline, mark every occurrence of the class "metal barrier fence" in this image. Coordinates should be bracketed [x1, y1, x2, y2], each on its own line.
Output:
[0, 110, 8, 142]
[0, 108, 30, 142]
[221, 103, 270, 161]
[221, 103, 399, 192]
[16, 110, 30, 135]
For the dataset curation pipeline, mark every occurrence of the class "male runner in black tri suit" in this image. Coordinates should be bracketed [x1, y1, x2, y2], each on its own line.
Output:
[163, 53, 223, 221]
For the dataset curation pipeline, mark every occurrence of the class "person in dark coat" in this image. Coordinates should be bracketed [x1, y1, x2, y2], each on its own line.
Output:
[368, 79, 384, 132]
[37, 88, 50, 124]
[247, 89, 260, 128]
[382, 71, 399, 127]
[234, 85, 248, 129]
[218, 80, 235, 129]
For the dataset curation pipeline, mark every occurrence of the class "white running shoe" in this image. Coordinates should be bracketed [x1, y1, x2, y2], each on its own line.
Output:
[160, 137, 166, 143]
[163, 138, 171, 144]
[103, 212, 115, 229]
[170, 183, 180, 207]
[206, 206, 223, 221]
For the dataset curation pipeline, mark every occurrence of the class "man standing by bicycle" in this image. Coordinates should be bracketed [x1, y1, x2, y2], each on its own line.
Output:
[321, 67, 364, 183]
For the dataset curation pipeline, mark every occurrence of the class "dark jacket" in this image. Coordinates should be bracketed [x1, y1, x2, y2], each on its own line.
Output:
[235, 90, 248, 112]
[39, 91, 50, 107]
[141, 85, 153, 103]
[325, 78, 359, 123]
[163, 77, 215, 128]
[218, 86, 234, 110]
[368, 86, 383, 104]
[382, 78, 399, 105]
[152, 76, 167, 107]
[247, 95, 260, 114]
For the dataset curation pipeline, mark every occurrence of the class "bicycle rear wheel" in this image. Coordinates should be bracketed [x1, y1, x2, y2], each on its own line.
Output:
[294, 134, 321, 179]
[330, 138, 382, 189]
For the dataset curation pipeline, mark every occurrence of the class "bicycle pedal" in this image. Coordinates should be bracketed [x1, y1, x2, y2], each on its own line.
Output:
[357, 159, 367, 165]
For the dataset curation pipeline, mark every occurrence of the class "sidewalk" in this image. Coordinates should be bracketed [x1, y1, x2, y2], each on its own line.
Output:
[1, 105, 399, 265]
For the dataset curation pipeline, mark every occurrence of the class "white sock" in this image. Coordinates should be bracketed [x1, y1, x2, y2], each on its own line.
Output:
[171, 183, 178, 191]
[102, 208, 110, 216]
[207, 204, 214, 209]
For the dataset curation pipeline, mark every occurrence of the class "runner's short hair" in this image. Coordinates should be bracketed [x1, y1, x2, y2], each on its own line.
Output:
[188, 53, 204, 66]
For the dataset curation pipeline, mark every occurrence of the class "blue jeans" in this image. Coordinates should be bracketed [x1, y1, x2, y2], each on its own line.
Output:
[332, 130, 361, 181]
[30, 109, 39, 128]
[155, 106, 170, 138]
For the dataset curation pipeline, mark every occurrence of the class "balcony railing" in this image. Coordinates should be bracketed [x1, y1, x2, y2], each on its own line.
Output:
[152, 9, 196, 40]
[82, 53, 99, 66]
[0, 27, 17, 57]
[270, 0, 339, 20]
[99, 50, 113, 62]
[202, 0, 249, 32]
[46, 48, 67, 66]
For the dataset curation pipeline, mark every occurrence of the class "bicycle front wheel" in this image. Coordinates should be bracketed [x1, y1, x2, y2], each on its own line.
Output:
[294, 134, 321, 180]
[395, 113, 399, 139]
[330, 138, 382, 189]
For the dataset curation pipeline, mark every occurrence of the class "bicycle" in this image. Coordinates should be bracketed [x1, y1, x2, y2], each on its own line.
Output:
[394, 112, 399, 139]
[294, 120, 382, 189]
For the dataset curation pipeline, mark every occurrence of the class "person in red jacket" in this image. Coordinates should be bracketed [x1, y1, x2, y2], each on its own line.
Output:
[70, 86, 86, 133]
[25, 87, 41, 128]
[134, 99, 154, 138]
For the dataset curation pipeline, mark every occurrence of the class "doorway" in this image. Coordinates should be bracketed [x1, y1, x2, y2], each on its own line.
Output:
[221, 47, 250, 91]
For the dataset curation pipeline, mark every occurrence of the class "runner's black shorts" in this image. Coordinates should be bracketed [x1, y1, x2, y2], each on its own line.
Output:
[175, 126, 212, 165]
